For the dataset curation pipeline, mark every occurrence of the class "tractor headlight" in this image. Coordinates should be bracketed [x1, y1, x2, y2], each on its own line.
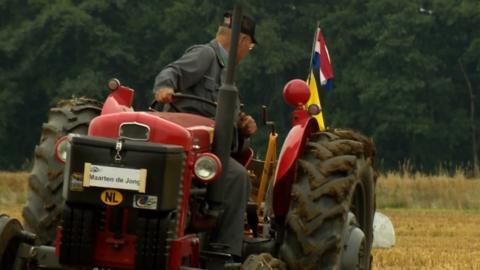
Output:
[193, 153, 222, 183]
[54, 136, 70, 163]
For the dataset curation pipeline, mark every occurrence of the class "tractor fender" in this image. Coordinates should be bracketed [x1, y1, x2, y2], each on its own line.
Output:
[101, 84, 135, 115]
[273, 116, 319, 218]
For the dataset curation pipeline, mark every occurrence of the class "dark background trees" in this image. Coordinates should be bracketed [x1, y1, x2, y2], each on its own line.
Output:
[0, 0, 479, 173]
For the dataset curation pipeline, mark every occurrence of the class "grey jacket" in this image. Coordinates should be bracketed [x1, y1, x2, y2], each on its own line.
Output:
[153, 40, 227, 118]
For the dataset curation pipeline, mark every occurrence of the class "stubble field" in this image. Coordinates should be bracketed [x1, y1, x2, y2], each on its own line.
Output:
[373, 171, 480, 269]
[1, 171, 480, 269]
[372, 209, 480, 269]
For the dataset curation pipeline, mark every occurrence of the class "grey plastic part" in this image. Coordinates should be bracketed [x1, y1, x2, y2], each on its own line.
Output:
[35, 245, 69, 269]
[341, 226, 366, 270]
[15, 243, 75, 270]
[4, 241, 70, 270]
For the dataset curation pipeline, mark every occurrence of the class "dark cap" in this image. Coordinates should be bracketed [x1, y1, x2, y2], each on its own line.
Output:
[222, 11, 257, 44]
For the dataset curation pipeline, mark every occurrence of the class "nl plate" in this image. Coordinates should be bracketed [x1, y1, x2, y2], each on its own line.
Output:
[83, 163, 147, 193]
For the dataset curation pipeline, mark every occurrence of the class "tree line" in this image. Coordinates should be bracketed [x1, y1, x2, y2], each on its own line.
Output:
[0, 0, 479, 173]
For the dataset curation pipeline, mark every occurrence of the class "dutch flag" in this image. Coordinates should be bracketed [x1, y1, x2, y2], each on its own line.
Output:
[311, 27, 334, 90]
[306, 26, 334, 131]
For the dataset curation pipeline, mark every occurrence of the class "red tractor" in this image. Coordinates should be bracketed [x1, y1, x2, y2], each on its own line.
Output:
[0, 8, 376, 270]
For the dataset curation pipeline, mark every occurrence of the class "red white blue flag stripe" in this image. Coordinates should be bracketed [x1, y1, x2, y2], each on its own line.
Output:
[311, 28, 334, 90]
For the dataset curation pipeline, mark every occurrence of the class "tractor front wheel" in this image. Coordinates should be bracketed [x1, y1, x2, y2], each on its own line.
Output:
[279, 129, 376, 270]
[0, 215, 24, 269]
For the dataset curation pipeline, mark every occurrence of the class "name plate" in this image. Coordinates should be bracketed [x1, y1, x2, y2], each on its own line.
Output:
[83, 163, 146, 193]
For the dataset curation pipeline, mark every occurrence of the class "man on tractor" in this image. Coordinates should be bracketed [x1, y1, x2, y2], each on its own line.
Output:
[152, 11, 258, 261]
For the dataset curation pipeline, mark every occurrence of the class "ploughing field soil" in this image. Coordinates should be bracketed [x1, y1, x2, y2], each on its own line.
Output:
[2, 172, 480, 269]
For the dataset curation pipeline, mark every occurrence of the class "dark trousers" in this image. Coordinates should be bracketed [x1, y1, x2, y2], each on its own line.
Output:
[209, 157, 251, 256]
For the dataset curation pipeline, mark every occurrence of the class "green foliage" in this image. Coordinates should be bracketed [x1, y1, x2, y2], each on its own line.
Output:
[0, 0, 479, 172]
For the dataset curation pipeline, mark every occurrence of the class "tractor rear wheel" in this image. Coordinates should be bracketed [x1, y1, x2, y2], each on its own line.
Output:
[22, 98, 102, 244]
[279, 129, 376, 270]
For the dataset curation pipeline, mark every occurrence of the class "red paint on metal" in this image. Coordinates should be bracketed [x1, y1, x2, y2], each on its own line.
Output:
[274, 125, 303, 182]
[244, 148, 254, 168]
[234, 147, 254, 168]
[292, 109, 311, 126]
[187, 126, 214, 153]
[89, 112, 193, 150]
[283, 79, 311, 107]
[168, 234, 200, 270]
[273, 108, 318, 218]
[178, 152, 194, 237]
[91, 231, 137, 269]
[91, 207, 136, 269]
[150, 112, 215, 128]
[55, 226, 62, 257]
[101, 85, 134, 115]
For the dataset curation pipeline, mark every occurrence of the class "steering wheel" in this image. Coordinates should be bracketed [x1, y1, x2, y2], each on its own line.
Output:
[149, 93, 217, 112]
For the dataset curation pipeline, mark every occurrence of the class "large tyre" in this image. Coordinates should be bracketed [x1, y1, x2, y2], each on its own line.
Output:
[22, 98, 102, 244]
[279, 129, 376, 270]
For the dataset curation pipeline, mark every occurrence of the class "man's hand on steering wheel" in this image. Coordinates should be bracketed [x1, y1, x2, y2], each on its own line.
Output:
[151, 88, 218, 113]
[154, 87, 175, 103]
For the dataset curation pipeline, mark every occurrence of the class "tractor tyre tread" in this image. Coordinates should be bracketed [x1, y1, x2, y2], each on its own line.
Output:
[22, 97, 102, 244]
[279, 129, 376, 270]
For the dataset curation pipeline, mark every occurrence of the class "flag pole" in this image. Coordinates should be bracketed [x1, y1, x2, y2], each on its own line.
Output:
[305, 22, 327, 131]
[307, 22, 320, 81]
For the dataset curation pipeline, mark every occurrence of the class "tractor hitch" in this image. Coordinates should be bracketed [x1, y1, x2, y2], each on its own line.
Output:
[0, 215, 67, 270]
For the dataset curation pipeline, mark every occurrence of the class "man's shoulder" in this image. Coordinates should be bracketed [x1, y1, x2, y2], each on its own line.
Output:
[184, 40, 222, 66]
[185, 42, 216, 57]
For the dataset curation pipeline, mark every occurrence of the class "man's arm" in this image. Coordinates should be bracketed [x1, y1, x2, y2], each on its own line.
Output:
[153, 45, 215, 103]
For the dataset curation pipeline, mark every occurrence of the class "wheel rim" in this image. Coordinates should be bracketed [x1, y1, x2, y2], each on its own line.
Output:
[356, 235, 367, 270]
[349, 182, 371, 269]
[0, 215, 23, 269]
[341, 223, 367, 270]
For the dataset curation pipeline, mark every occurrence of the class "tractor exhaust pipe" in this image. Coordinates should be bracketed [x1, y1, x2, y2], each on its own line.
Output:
[208, 6, 243, 204]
